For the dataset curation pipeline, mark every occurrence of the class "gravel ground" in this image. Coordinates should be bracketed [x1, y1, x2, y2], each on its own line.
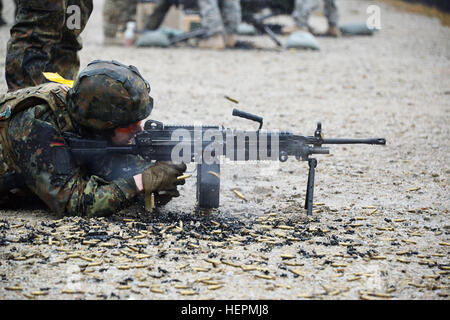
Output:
[0, 0, 449, 300]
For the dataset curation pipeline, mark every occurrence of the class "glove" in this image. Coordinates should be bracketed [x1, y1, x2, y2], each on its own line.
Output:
[142, 161, 187, 193]
[142, 161, 186, 210]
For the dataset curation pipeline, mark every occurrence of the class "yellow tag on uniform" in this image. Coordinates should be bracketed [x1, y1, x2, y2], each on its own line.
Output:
[43, 72, 74, 88]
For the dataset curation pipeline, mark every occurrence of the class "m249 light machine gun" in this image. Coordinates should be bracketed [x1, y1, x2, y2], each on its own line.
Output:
[66, 109, 386, 215]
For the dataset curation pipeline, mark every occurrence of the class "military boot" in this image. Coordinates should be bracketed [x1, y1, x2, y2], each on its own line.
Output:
[324, 25, 341, 37]
[197, 34, 226, 50]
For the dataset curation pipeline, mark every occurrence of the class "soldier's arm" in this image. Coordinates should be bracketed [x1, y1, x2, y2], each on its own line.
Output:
[7, 106, 140, 217]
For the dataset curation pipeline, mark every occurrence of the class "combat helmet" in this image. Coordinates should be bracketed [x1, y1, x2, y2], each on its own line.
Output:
[67, 60, 153, 132]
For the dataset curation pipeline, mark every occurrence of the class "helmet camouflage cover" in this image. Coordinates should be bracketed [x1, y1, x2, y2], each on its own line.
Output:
[67, 60, 153, 131]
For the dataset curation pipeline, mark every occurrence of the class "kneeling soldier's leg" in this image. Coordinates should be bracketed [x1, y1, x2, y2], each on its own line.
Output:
[6, 0, 66, 91]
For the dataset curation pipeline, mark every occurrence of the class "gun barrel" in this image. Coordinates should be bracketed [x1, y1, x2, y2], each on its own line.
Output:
[310, 147, 329, 155]
[323, 138, 386, 145]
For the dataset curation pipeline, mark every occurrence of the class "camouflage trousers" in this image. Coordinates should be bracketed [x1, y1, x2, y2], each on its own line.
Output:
[198, 0, 241, 37]
[5, 0, 93, 92]
[143, 0, 173, 31]
[293, 0, 339, 28]
[103, 0, 137, 38]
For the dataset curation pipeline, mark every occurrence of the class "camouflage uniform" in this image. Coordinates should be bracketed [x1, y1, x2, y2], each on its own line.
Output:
[0, 61, 153, 217]
[5, 0, 93, 92]
[293, 0, 339, 28]
[143, 0, 173, 31]
[198, 0, 241, 37]
[103, 0, 138, 38]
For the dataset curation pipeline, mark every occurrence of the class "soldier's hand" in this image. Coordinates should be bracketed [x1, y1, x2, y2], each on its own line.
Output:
[142, 161, 187, 193]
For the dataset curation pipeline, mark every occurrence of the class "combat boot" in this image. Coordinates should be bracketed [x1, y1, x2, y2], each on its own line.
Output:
[224, 34, 237, 48]
[324, 25, 341, 37]
[198, 34, 226, 50]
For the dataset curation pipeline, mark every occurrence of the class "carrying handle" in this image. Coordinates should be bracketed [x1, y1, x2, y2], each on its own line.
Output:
[232, 108, 263, 130]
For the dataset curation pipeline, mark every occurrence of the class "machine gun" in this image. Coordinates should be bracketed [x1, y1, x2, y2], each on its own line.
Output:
[65, 109, 386, 215]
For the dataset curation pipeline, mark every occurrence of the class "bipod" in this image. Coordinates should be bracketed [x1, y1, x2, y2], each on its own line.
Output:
[304, 158, 318, 216]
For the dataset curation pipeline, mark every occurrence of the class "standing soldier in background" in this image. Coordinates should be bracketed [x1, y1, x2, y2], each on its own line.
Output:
[103, 0, 138, 45]
[292, 0, 340, 37]
[5, 0, 93, 92]
[197, 0, 241, 49]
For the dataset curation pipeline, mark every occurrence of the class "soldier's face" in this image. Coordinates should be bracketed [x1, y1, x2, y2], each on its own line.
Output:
[110, 121, 142, 145]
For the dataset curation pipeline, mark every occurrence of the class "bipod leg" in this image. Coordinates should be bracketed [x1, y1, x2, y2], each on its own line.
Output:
[304, 158, 318, 216]
[263, 25, 282, 47]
